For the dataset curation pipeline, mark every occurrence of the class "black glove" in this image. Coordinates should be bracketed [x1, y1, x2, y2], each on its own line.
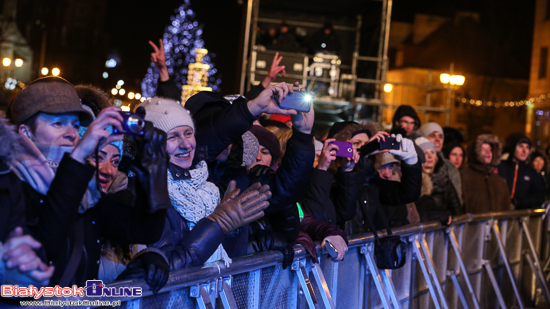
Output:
[117, 250, 169, 294]
[207, 181, 271, 234]
[248, 229, 295, 269]
[123, 120, 171, 213]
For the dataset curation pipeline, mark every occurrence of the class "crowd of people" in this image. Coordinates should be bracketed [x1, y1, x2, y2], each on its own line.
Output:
[0, 42, 547, 299]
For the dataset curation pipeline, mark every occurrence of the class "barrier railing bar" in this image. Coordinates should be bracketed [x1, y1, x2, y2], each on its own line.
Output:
[361, 245, 394, 309]
[520, 218, 550, 305]
[492, 221, 525, 309]
[524, 251, 550, 306]
[448, 227, 481, 309]
[482, 260, 508, 309]
[311, 263, 336, 309]
[382, 269, 402, 309]
[219, 279, 238, 309]
[420, 235, 449, 309]
[193, 285, 213, 309]
[293, 259, 317, 308]
[411, 236, 442, 309]
[449, 270, 469, 309]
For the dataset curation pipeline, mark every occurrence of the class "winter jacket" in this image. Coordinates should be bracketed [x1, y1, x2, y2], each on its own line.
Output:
[436, 152, 463, 206]
[345, 157, 422, 234]
[149, 207, 226, 270]
[498, 159, 546, 209]
[22, 154, 166, 286]
[462, 134, 512, 213]
[415, 167, 462, 225]
[0, 161, 26, 243]
[300, 167, 363, 225]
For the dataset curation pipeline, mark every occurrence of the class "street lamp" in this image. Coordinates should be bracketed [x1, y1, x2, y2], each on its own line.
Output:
[2, 58, 11, 67]
[383, 83, 393, 93]
[51, 68, 60, 76]
[14, 59, 23, 67]
[128, 92, 135, 99]
[41, 67, 49, 76]
[111, 88, 118, 95]
[119, 88, 126, 96]
[440, 73, 465, 86]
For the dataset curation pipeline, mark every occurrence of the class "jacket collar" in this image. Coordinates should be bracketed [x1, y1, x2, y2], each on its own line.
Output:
[168, 162, 191, 180]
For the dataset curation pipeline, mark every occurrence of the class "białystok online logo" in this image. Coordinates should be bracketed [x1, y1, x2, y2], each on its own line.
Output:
[1, 280, 142, 299]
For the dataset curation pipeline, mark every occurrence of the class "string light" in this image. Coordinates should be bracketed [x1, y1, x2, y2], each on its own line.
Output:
[141, 0, 222, 97]
[454, 93, 542, 108]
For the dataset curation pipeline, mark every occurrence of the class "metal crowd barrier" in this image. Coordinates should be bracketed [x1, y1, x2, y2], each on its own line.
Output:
[95, 209, 550, 309]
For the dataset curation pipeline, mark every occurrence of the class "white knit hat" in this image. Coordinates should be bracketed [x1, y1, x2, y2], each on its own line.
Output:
[415, 136, 436, 152]
[418, 122, 443, 140]
[139, 97, 195, 133]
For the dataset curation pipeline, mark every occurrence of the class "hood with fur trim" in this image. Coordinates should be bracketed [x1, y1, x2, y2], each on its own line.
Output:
[468, 134, 502, 167]
[75, 85, 112, 116]
[0, 118, 20, 163]
[333, 122, 380, 142]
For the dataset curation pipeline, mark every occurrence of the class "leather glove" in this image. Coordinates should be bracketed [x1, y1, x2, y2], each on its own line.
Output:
[388, 134, 418, 165]
[293, 231, 318, 261]
[247, 229, 295, 269]
[117, 250, 169, 294]
[123, 119, 171, 213]
[207, 181, 271, 234]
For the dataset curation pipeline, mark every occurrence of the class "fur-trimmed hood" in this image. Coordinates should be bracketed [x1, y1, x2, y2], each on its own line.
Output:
[468, 134, 502, 167]
[333, 122, 380, 141]
[75, 85, 112, 116]
[0, 118, 20, 162]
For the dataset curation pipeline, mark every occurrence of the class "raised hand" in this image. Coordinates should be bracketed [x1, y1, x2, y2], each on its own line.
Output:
[148, 39, 169, 82]
[261, 52, 286, 87]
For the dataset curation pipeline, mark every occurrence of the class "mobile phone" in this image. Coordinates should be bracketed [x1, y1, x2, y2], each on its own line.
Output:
[359, 137, 401, 156]
[329, 141, 353, 158]
[273, 91, 312, 113]
[325, 240, 338, 258]
[380, 137, 400, 150]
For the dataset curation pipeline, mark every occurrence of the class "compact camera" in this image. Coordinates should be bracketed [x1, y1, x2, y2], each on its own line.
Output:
[113, 112, 146, 135]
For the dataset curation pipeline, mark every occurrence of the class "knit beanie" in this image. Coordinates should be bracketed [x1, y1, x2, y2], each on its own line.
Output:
[392, 105, 421, 130]
[249, 125, 281, 162]
[415, 137, 436, 153]
[140, 97, 194, 133]
[418, 122, 444, 140]
[241, 131, 260, 167]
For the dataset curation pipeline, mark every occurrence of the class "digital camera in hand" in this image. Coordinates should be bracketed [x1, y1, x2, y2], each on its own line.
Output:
[113, 112, 145, 135]
[272, 91, 312, 113]
[329, 141, 353, 158]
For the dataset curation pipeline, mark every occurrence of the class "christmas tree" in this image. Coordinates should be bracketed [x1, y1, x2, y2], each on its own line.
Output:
[141, 0, 221, 98]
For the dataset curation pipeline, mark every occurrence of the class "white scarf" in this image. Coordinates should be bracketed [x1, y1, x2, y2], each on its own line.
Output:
[167, 160, 232, 267]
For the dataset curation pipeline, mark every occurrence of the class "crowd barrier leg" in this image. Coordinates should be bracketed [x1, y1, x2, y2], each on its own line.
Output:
[447, 227, 481, 309]
[448, 270, 469, 309]
[492, 221, 525, 309]
[292, 259, 317, 308]
[219, 278, 238, 309]
[360, 244, 395, 309]
[311, 263, 336, 309]
[520, 218, 550, 305]
[418, 235, 449, 309]
[411, 235, 443, 309]
[382, 269, 401, 308]
[482, 260, 508, 309]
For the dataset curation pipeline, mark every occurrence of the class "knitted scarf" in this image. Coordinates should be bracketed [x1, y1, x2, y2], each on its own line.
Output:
[167, 160, 232, 267]
[11, 135, 101, 213]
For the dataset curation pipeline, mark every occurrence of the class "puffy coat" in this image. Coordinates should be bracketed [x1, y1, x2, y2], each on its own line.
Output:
[462, 134, 512, 213]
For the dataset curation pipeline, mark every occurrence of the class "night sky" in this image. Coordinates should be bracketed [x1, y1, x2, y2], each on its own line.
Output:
[104, 0, 535, 95]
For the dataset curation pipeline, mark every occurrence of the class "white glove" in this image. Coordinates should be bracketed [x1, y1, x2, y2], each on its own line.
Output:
[388, 134, 418, 165]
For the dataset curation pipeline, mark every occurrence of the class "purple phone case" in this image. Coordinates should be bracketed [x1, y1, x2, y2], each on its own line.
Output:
[329, 141, 353, 158]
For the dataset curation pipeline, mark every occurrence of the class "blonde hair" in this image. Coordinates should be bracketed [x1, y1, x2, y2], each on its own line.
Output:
[274, 127, 293, 164]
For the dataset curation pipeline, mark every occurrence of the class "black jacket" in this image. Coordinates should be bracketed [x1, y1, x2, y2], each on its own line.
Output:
[498, 159, 546, 209]
[0, 161, 26, 243]
[345, 157, 422, 234]
[300, 167, 363, 225]
[23, 154, 166, 286]
[149, 207, 226, 270]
